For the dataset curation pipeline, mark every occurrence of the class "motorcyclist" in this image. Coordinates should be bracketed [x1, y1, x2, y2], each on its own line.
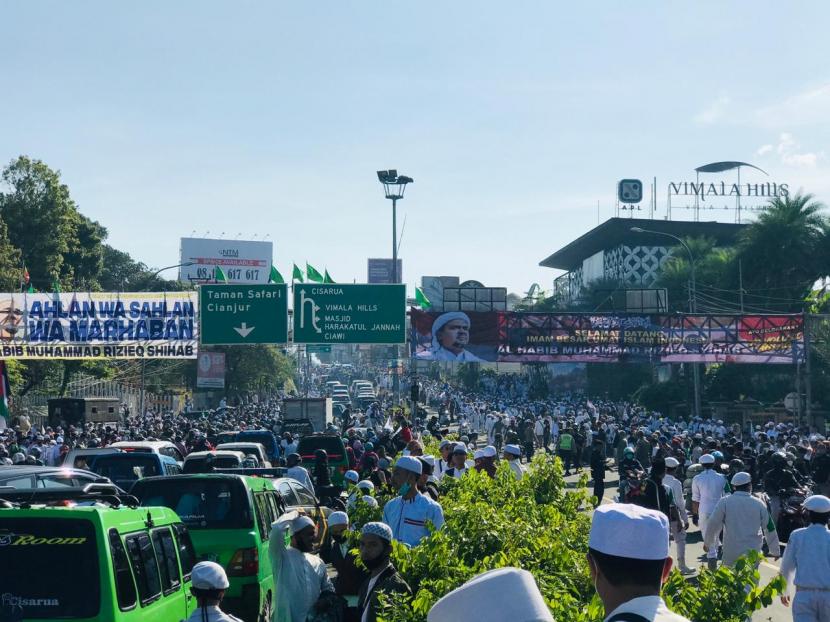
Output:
[764, 452, 802, 523]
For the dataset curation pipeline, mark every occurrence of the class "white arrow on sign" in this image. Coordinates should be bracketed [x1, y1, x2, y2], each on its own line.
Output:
[233, 323, 256, 338]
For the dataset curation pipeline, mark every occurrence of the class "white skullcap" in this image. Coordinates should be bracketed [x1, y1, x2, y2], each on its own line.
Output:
[427, 567, 552, 622]
[804, 495, 830, 513]
[290, 515, 316, 535]
[664, 457, 679, 468]
[362, 495, 379, 508]
[731, 472, 752, 487]
[395, 455, 423, 475]
[191, 561, 230, 590]
[357, 479, 375, 492]
[482, 445, 497, 458]
[328, 511, 349, 527]
[344, 470, 360, 483]
[422, 455, 436, 467]
[452, 443, 468, 455]
[504, 444, 522, 456]
[699, 454, 715, 465]
[362, 521, 393, 542]
[431, 312, 471, 350]
[589, 503, 669, 560]
[474, 449, 485, 460]
[439, 439, 452, 449]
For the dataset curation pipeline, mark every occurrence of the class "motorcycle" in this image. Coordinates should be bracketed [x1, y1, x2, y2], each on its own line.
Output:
[777, 486, 811, 543]
[619, 468, 647, 503]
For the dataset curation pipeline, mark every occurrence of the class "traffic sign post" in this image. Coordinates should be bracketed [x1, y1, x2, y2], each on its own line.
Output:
[200, 284, 288, 345]
[306, 344, 332, 353]
[293, 284, 406, 344]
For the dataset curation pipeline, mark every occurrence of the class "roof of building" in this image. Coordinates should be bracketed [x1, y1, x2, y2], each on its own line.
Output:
[539, 217, 747, 271]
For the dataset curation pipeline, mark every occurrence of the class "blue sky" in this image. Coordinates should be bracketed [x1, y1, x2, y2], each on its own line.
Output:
[2, 2, 829, 296]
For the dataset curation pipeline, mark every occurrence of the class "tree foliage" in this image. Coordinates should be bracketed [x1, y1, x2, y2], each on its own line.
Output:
[364, 455, 783, 622]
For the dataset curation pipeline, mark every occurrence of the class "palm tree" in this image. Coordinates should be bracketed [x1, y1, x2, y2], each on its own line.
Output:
[736, 192, 827, 311]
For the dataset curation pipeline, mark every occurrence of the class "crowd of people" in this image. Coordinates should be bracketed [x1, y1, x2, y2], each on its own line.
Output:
[2, 365, 830, 621]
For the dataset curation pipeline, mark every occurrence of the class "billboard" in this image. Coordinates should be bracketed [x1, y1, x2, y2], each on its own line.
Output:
[180, 238, 273, 284]
[420, 276, 460, 312]
[368, 258, 403, 284]
[0, 292, 198, 359]
[410, 310, 803, 364]
[197, 351, 225, 389]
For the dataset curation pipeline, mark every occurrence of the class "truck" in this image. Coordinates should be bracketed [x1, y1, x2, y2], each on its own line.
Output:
[48, 397, 121, 429]
[282, 397, 334, 436]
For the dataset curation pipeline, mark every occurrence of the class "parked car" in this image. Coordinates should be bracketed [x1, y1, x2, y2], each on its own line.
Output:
[297, 434, 349, 487]
[0, 484, 198, 622]
[131, 473, 283, 621]
[89, 452, 182, 491]
[62, 446, 123, 469]
[109, 440, 185, 465]
[0, 465, 119, 491]
[183, 450, 248, 473]
[236, 430, 280, 463]
[216, 442, 272, 467]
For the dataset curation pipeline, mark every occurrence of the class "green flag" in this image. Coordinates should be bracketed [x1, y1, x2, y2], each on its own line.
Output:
[27, 285, 35, 294]
[306, 263, 324, 283]
[324, 269, 334, 284]
[214, 266, 228, 283]
[52, 280, 61, 293]
[415, 287, 431, 309]
[269, 265, 285, 284]
[0, 361, 10, 424]
[292, 263, 304, 283]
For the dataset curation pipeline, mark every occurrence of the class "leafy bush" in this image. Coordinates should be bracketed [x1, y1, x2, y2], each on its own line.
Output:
[365, 454, 783, 622]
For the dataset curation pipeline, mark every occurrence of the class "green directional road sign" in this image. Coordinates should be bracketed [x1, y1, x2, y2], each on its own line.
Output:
[306, 344, 332, 354]
[293, 284, 405, 344]
[200, 284, 288, 345]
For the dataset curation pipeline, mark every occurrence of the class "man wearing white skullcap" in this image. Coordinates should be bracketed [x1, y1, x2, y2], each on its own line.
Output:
[691, 453, 727, 569]
[358, 522, 411, 622]
[503, 444, 526, 480]
[779, 494, 830, 618]
[662, 457, 690, 573]
[588, 503, 690, 621]
[269, 510, 334, 622]
[704, 472, 780, 568]
[321, 511, 369, 599]
[427, 567, 552, 622]
[186, 561, 242, 621]
[382, 456, 444, 547]
[416, 311, 485, 362]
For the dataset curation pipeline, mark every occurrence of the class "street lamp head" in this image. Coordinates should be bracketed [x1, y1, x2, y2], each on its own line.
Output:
[377, 169, 414, 200]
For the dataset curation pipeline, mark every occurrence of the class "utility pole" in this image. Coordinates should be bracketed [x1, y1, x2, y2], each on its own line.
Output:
[804, 312, 813, 430]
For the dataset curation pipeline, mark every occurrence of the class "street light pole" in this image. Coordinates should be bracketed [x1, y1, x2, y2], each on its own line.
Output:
[631, 227, 701, 419]
[377, 170, 414, 406]
[392, 197, 398, 284]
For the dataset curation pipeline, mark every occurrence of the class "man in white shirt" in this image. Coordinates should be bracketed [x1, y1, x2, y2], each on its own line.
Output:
[663, 457, 691, 574]
[587, 504, 690, 621]
[285, 453, 315, 495]
[704, 471, 780, 569]
[691, 453, 727, 570]
[503, 444, 526, 480]
[779, 495, 830, 620]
